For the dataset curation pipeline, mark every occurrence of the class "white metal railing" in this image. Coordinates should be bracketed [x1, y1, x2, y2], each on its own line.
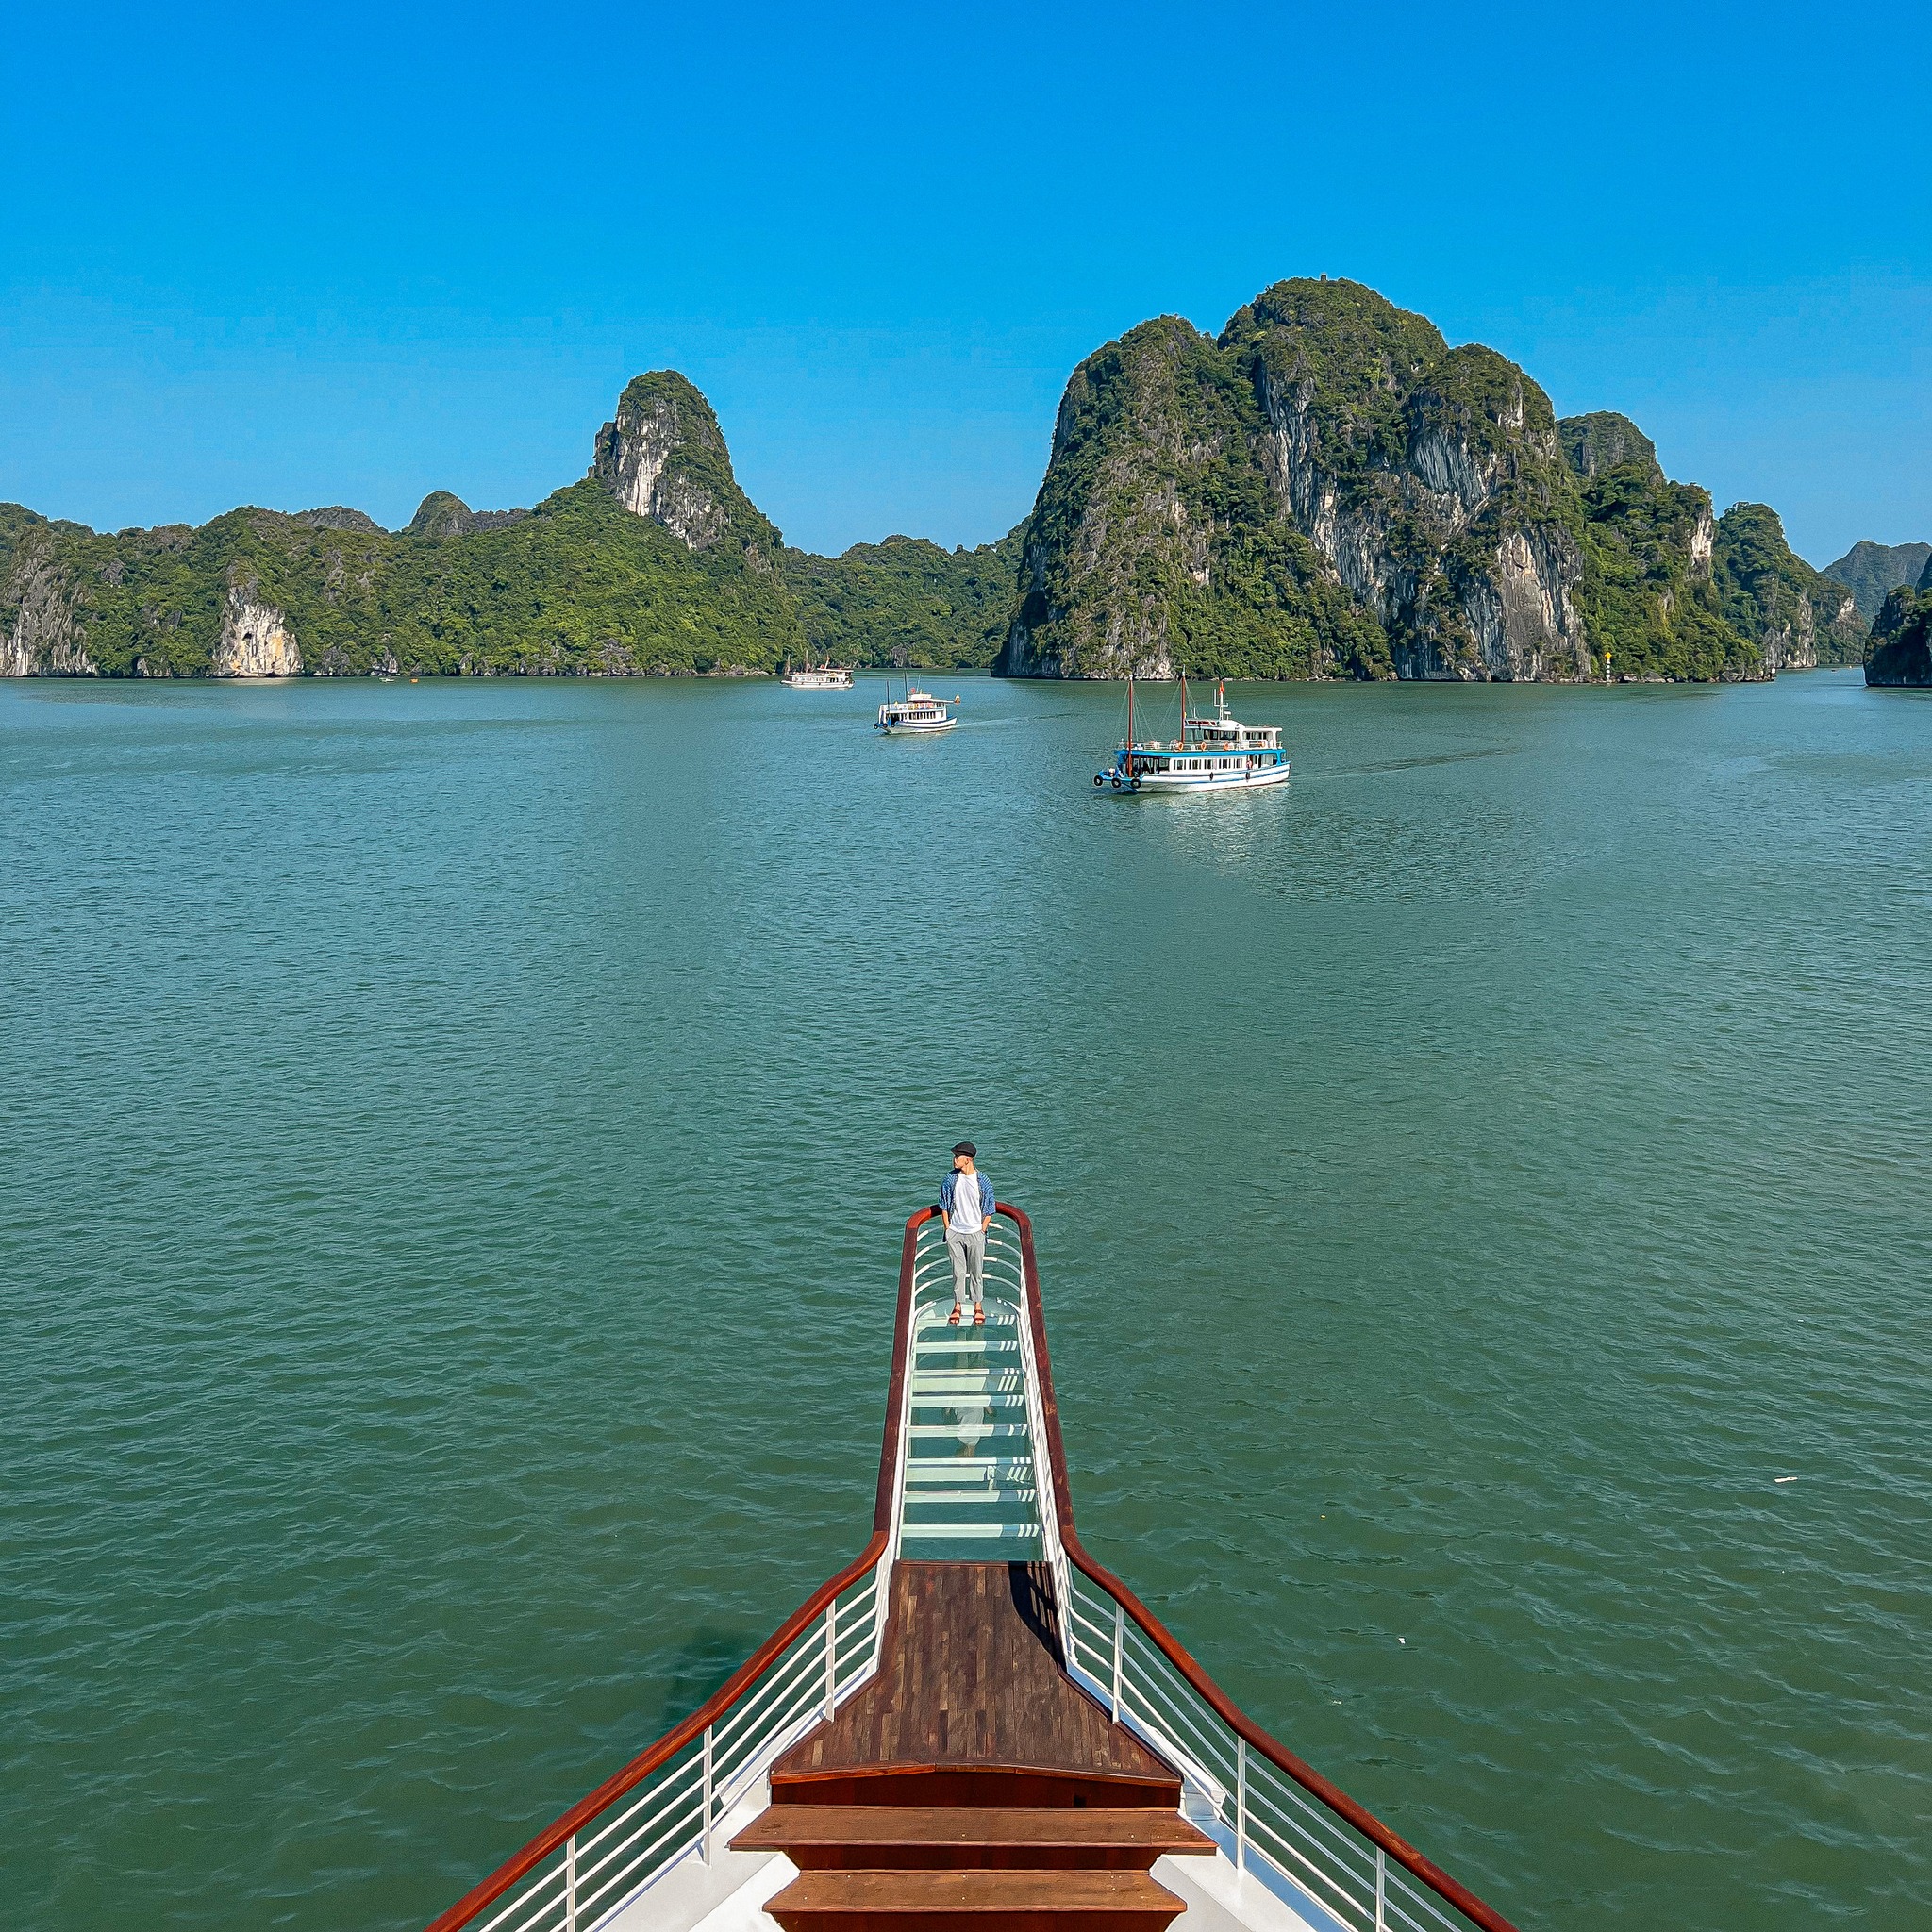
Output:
[987, 1208, 1501, 1932]
[440, 1205, 1507, 1932]
[458, 1563, 887, 1932]
[1055, 1504, 1492, 1932]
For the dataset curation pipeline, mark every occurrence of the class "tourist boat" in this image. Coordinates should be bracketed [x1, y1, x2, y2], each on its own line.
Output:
[874, 686, 958, 735]
[423, 1205, 1521, 1932]
[1096, 677, 1290, 794]
[783, 661, 855, 691]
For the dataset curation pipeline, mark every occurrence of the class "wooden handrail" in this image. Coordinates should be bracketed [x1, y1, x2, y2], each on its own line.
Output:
[999, 1202, 1524, 1932]
[421, 1212, 933, 1932]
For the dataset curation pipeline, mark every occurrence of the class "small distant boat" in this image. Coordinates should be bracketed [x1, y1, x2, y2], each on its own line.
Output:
[875, 685, 958, 735]
[1096, 675, 1290, 793]
[783, 660, 854, 690]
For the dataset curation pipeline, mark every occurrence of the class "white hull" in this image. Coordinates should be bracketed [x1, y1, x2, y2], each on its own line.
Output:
[1126, 761, 1291, 793]
[876, 717, 958, 735]
[783, 672, 853, 690]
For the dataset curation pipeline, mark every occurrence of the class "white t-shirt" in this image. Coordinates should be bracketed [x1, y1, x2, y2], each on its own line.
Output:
[950, 1171, 985, 1234]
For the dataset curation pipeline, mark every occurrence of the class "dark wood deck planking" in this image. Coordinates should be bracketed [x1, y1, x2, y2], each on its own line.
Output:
[773, 1563, 1176, 1790]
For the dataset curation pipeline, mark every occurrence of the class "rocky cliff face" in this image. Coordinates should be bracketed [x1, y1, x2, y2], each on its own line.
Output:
[0, 518, 94, 675]
[1866, 583, 1932, 685]
[996, 279, 1751, 683]
[592, 371, 760, 554]
[209, 589, 301, 676]
[1823, 539, 1932, 621]
[1236, 284, 1591, 680]
[1712, 503, 1866, 672]
[1558, 412, 1661, 482]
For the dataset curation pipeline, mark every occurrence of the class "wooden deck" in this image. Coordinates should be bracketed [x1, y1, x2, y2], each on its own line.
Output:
[772, 1563, 1177, 1804]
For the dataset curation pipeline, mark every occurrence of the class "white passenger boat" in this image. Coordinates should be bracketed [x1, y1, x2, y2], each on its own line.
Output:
[874, 685, 958, 735]
[1096, 676, 1290, 794]
[782, 661, 854, 690]
[423, 1204, 1524, 1932]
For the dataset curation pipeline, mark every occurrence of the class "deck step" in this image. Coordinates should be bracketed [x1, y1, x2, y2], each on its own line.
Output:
[908, 1424, 1029, 1441]
[902, 1459, 1032, 1483]
[765, 1866, 1187, 1932]
[904, 1491, 1042, 1507]
[733, 1805, 1215, 1871]
[899, 1522, 1041, 1541]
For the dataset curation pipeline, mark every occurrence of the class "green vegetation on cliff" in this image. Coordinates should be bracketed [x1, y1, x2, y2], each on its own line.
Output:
[1712, 503, 1866, 670]
[784, 526, 1024, 668]
[0, 477, 803, 677]
[1002, 312, 1391, 680]
[1866, 584, 1932, 686]
[998, 278, 1775, 683]
[1560, 459, 1751, 682]
[1558, 412, 1661, 482]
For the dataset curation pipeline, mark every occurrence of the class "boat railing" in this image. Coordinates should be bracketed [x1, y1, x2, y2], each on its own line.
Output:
[426, 1205, 1517, 1932]
[998, 1205, 1521, 1932]
[422, 1213, 935, 1932]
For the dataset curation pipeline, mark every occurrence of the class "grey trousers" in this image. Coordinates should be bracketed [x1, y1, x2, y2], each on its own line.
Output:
[946, 1226, 986, 1307]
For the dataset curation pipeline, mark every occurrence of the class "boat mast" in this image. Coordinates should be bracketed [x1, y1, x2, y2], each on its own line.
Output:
[1126, 671, 1134, 778]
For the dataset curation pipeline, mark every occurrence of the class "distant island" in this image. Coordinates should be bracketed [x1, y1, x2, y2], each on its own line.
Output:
[1, 278, 1921, 686]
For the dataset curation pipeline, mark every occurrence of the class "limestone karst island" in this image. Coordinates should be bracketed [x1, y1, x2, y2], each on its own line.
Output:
[4, 280, 1927, 689]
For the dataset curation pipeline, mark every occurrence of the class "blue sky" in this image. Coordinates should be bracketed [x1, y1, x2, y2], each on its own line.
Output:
[3, 1, 1926, 564]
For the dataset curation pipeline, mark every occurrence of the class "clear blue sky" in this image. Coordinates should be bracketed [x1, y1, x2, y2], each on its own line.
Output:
[3, 1, 1926, 565]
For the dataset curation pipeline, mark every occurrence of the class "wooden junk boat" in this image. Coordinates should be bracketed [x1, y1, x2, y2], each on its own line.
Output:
[426, 1207, 1520, 1932]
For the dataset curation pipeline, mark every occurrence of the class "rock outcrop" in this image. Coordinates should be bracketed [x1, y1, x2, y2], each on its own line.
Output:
[1712, 504, 1866, 672]
[1867, 580, 1932, 686]
[406, 492, 528, 539]
[0, 519, 94, 675]
[592, 372, 752, 553]
[293, 507, 384, 534]
[1558, 412, 1661, 482]
[996, 278, 1755, 682]
[1823, 539, 1932, 621]
[209, 589, 301, 676]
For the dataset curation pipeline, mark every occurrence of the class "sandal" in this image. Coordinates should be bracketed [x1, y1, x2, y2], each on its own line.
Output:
[948, 1306, 961, 1326]
[973, 1307, 986, 1326]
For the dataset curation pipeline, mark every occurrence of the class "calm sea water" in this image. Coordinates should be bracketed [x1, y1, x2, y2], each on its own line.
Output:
[4, 669, 1927, 1931]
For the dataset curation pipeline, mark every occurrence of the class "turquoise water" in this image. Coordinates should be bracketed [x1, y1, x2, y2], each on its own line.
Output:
[4, 669, 1927, 1931]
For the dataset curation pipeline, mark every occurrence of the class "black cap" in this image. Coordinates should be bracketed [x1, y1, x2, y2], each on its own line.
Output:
[952, 1141, 976, 1158]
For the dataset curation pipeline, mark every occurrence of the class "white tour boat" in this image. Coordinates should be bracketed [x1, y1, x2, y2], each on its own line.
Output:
[1096, 675, 1291, 794]
[874, 685, 958, 735]
[782, 661, 854, 690]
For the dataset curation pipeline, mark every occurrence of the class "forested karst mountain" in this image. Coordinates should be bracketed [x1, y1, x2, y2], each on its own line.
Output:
[994, 280, 1863, 683]
[1711, 504, 1865, 670]
[0, 372, 804, 677]
[783, 527, 1024, 670]
[1865, 551, 1932, 686]
[1824, 539, 1932, 621]
[0, 288, 1878, 682]
[0, 369, 1024, 679]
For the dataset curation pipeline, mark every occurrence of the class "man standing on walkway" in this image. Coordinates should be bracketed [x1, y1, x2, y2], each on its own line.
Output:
[941, 1141, 993, 1327]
